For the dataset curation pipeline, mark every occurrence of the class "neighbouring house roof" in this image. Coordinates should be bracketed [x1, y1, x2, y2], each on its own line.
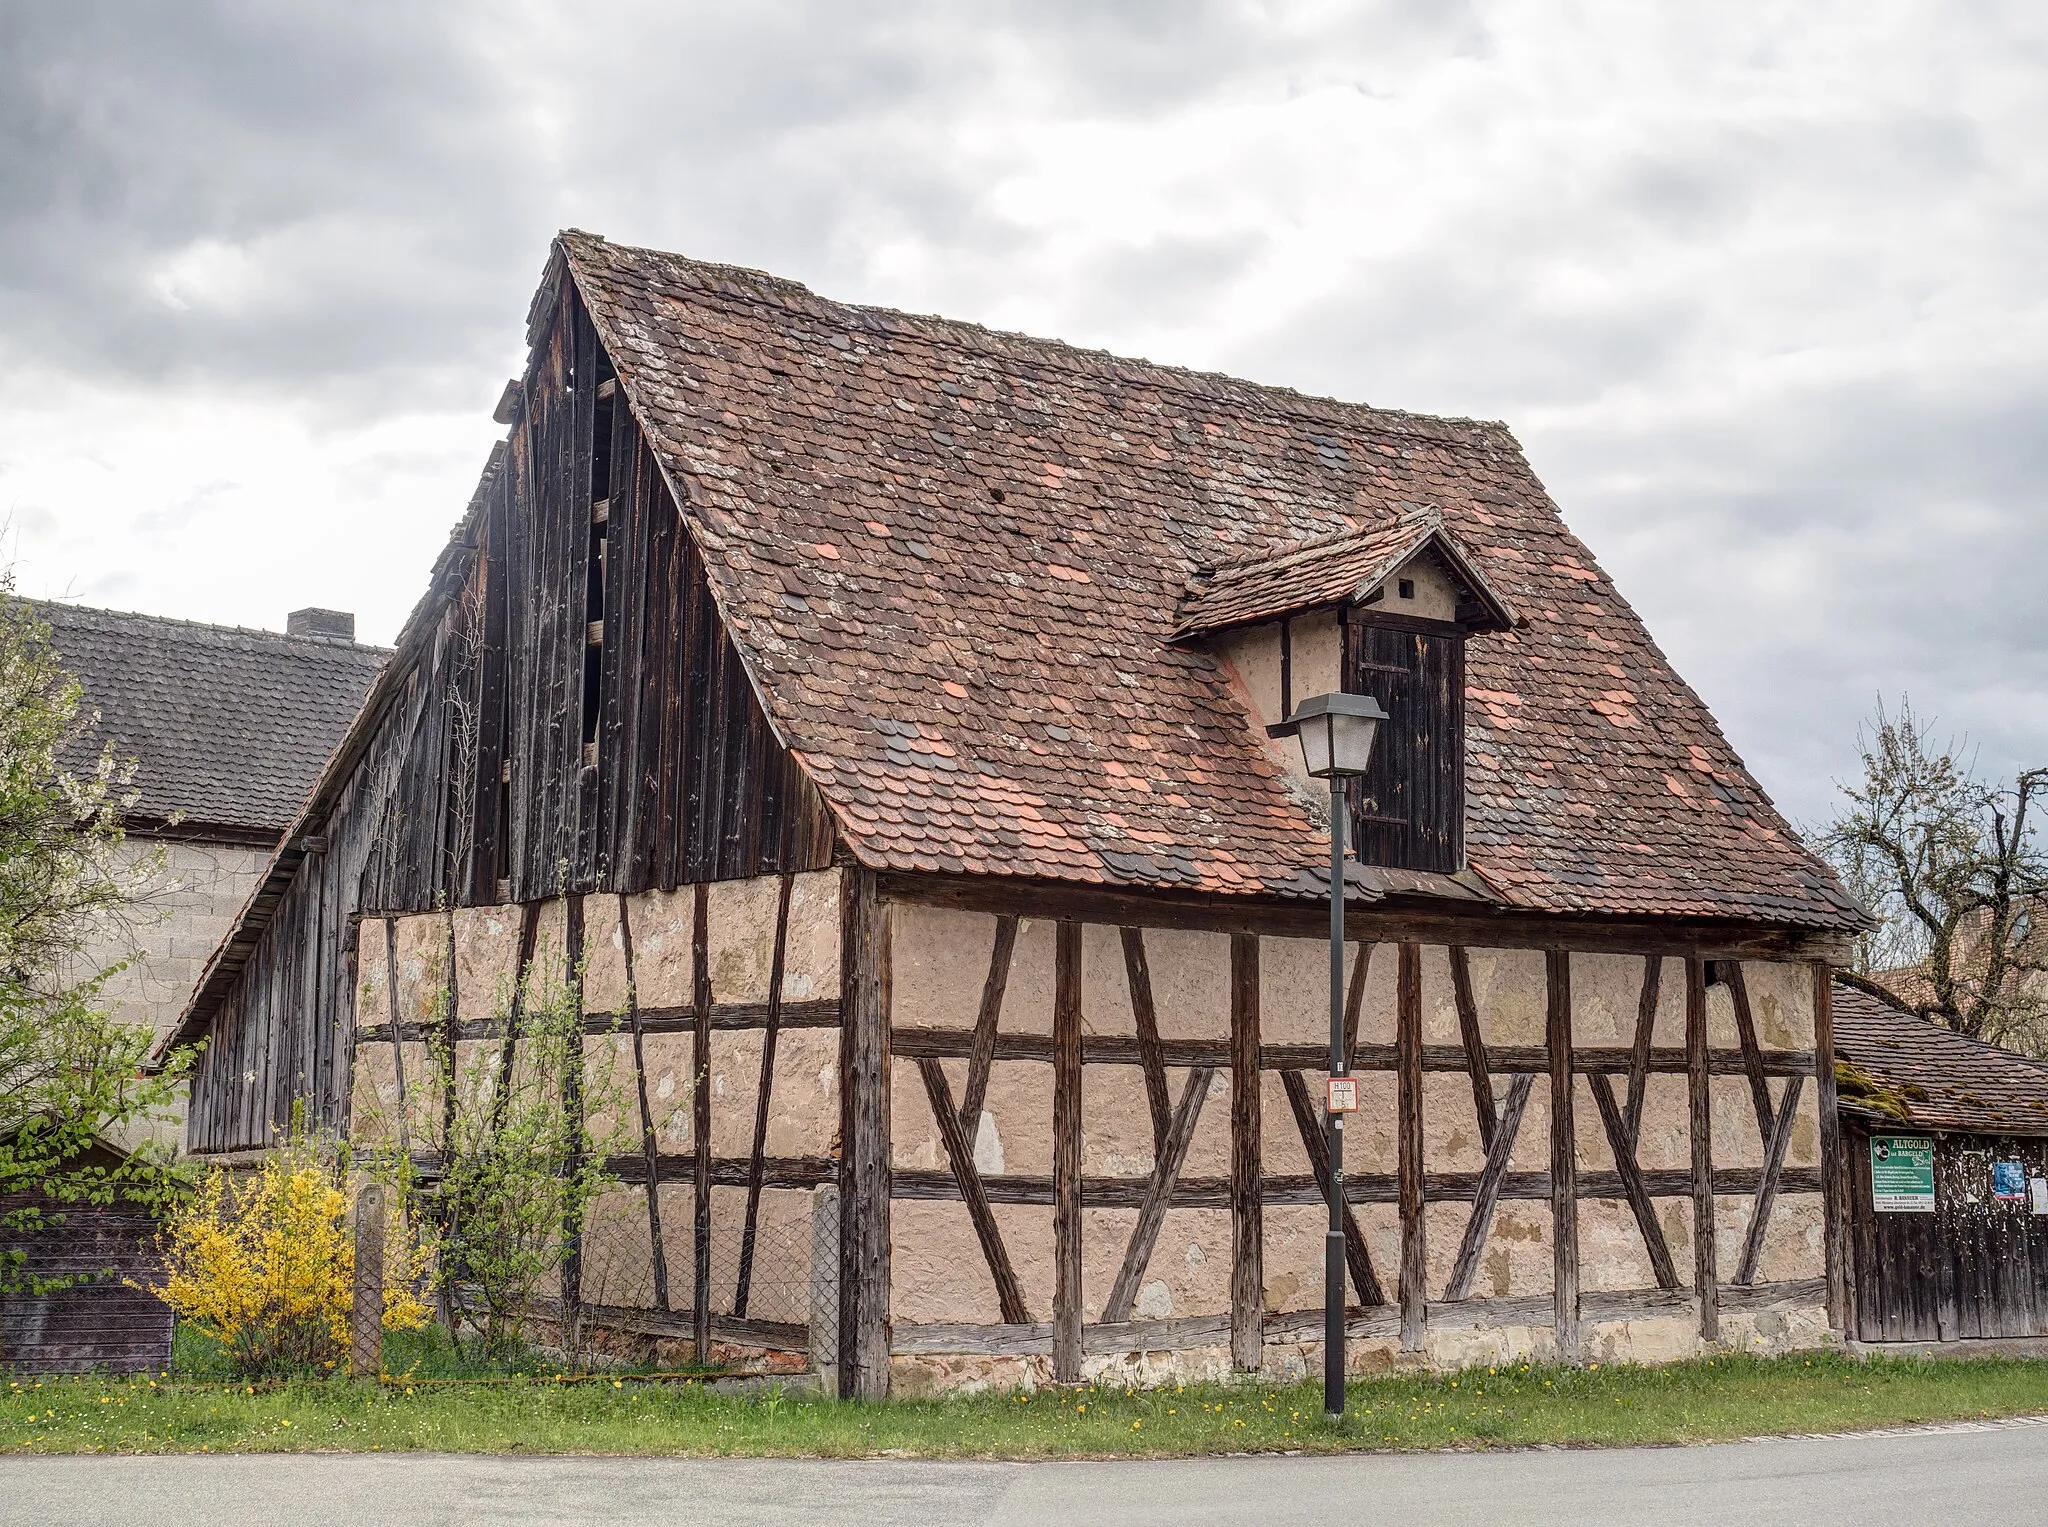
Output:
[555, 231, 1861, 929]
[1173, 509, 1517, 639]
[27, 601, 389, 842]
[1832, 981, 2048, 1137]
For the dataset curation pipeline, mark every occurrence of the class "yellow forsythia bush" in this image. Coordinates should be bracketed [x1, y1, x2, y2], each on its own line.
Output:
[152, 1146, 431, 1377]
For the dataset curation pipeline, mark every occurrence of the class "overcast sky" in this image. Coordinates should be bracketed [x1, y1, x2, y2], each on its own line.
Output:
[3, 1, 2043, 829]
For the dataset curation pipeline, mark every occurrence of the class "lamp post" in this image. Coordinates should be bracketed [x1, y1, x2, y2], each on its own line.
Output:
[1268, 691, 1387, 1420]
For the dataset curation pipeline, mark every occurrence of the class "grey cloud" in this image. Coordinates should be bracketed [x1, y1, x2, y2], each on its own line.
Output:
[3, 0, 2045, 837]
[1547, 370, 2048, 826]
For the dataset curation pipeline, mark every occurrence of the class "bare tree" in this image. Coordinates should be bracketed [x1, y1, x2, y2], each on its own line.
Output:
[1821, 698, 2048, 1048]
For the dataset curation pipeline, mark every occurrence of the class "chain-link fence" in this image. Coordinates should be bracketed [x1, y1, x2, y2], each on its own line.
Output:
[565, 1181, 833, 1375]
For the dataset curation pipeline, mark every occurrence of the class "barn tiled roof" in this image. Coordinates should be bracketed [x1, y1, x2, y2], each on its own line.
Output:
[28, 601, 388, 838]
[1833, 982, 2048, 1137]
[560, 231, 1863, 929]
[1174, 509, 1516, 639]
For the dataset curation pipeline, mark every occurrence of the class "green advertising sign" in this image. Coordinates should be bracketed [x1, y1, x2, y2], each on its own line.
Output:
[1871, 1135, 1936, 1213]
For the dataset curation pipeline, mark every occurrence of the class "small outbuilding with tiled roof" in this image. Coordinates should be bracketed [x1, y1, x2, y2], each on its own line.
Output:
[165, 233, 1864, 1396]
[1830, 981, 2048, 1345]
[0, 601, 384, 1373]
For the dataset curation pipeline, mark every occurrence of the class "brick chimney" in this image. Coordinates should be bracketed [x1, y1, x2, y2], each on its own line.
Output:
[287, 608, 355, 643]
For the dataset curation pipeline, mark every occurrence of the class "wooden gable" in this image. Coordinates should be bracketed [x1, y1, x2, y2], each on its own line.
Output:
[358, 272, 836, 915]
[178, 274, 837, 1153]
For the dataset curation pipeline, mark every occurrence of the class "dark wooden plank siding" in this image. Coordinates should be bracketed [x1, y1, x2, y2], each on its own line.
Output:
[1849, 1123, 2048, 1342]
[185, 274, 835, 1154]
[0, 1193, 171, 1375]
[1345, 614, 1464, 874]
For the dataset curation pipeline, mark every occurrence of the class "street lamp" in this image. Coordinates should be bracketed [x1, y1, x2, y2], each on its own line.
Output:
[1268, 691, 1388, 1420]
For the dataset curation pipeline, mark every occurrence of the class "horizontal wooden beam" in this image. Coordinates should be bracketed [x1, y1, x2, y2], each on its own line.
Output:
[474, 1292, 808, 1353]
[874, 871, 1855, 963]
[889, 1165, 1822, 1208]
[358, 997, 840, 1046]
[405, 1150, 836, 1190]
[889, 1026, 1814, 1079]
[887, 1281, 1826, 1356]
[1719, 1276, 1828, 1313]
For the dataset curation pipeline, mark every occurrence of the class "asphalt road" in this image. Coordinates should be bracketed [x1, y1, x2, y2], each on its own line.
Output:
[9, 1419, 2047, 1526]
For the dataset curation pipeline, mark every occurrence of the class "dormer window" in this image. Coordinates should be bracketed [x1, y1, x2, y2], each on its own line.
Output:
[1176, 509, 1516, 877]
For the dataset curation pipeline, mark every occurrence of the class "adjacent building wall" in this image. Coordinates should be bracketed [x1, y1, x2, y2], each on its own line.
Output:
[88, 836, 271, 1152]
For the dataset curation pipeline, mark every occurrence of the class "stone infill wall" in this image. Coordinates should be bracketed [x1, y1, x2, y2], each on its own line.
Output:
[351, 867, 843, 1371]
[341, 870, 1834, 1394]
[94, 837, 273, 1153]
[884, 905, 1828, 1394]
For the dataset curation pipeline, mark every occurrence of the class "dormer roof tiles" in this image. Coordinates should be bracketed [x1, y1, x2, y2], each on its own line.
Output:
[1174, 510, 1518, 639]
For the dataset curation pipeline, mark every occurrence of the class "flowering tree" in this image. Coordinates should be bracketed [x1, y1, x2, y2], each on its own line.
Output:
[152, 1130, 431, 1376]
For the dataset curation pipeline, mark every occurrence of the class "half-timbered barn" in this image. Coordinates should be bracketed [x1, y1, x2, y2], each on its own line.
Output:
[159, 232, 1866, 1397]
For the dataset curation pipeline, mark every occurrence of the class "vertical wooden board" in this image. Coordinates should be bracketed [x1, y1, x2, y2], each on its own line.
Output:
[1547, 950, 1579, 1361]
[1396, 942, 1426, 1350]
[1052, 921, 1083, 1381]
[646, 494, 683, 891]
[1230, 933, 1263, 1371]
[503, 389, 538, 902]
[1686, 956, 1718, 1342]
[469, 471, 509, 903]
[691, 884, 713, 1362]
[717, 644, 754, 879]
[840, 871, 892, 1400]
[610, 438, 653, 890]
[593, 378, 636, 886]
[681, 545, 717, 883]
[1811, 963, 1849, 1332]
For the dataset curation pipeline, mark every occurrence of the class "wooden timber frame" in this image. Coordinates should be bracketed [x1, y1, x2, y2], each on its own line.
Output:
[861, 871, 1848, 1387]
[352, 877, 838, 1368]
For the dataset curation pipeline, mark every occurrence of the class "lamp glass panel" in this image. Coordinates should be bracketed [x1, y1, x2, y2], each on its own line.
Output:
[1329, 714, 1381, 777]
[1298, 714, 1335, 778]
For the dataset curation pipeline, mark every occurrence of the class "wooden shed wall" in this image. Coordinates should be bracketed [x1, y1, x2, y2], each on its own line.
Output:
[186, 273, 835, 1154]
[1847, 1123, 2048, 1343]
[0, 1192, 171, 1374]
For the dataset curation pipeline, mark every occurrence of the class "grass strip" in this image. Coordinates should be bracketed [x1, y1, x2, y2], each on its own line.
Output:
[6, 1352, 2048, 1459]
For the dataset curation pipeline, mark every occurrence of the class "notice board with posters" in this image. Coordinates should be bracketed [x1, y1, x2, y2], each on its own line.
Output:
[1870, 1135, 1937, 1213]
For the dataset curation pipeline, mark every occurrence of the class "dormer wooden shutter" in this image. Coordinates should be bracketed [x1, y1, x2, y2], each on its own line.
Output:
[1345, 612, 1465, 873]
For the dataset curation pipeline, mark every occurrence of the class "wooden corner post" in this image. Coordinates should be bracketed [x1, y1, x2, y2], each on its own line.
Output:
[691, 884, 712, 1365]
[1685, 955, 1719, 1344]
[1230, 932, 1263, 1372]
[1052, 921, 1084, 1383]
[1546, 949, 1579, 1362]
[1396, 941, 1426, 1352]
[1812, 960, 1849, 1333]
[840, 869, 892, 1401]
[351, 1183, 386, 1380]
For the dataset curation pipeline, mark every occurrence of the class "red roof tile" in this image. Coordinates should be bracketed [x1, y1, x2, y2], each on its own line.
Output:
[562, 232, 1861, 930]
[1833, 983, 2048, 1136]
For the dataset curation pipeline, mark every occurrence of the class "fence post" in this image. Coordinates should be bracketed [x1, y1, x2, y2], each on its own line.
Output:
[809, 1183, 841, 1397]
[352, 1183, 386, 1380]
